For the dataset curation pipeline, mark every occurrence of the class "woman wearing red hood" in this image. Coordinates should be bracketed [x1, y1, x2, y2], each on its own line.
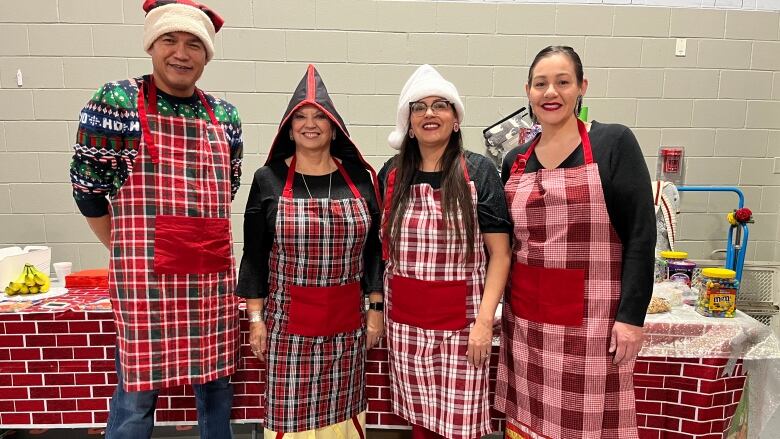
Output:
[236, 65, 384, 438]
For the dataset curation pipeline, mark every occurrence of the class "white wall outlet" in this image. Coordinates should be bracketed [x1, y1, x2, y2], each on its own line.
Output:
[675, 38, 687, 57]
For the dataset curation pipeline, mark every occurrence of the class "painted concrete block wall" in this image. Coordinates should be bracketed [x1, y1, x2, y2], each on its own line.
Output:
[0, 0, 778, 271]
[457, 0, 780, 12]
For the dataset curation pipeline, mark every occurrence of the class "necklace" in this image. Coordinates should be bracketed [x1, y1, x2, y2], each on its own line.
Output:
[300, 172, 332, 199]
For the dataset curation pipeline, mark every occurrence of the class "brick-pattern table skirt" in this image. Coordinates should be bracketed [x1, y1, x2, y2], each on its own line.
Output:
[633, 357, 745, 439]
[0, 290, 746, 438]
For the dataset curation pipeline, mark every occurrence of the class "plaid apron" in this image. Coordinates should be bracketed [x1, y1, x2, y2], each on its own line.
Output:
[108, 77, 239, 392]
[264, 155, 369, 433]
[382, 156, 491, 439]
[495, 120, 638, 439]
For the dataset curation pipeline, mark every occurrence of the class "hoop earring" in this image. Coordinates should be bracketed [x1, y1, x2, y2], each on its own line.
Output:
[575, 95, 583, 117]
[288, 130, 294, 141]
[453, 122, 459, 132]
[408, 130, 415, 139]
[332, 131, 337, 141]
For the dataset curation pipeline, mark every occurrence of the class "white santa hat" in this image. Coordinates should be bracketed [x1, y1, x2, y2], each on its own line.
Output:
[143, 0, 224, 62]
[387, 64, 465, 150]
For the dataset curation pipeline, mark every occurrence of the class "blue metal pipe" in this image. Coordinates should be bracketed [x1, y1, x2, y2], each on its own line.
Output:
[677, 186, 744, 208]
[676, 186, 748, 281]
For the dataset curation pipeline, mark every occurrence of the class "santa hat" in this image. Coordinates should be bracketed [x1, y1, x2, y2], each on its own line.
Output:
[142, 0, 224, 62]
[387, 64, 465, 150]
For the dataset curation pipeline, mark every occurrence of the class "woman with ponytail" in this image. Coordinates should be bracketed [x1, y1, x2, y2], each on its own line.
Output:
[495, 46, 655, 439]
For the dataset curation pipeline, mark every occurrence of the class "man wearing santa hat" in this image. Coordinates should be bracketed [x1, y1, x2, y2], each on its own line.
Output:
[70, 1, 243, 437]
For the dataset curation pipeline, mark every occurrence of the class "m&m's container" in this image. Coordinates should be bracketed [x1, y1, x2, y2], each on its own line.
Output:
[696, 268, 739, 318]
[659, 251, 697, 286]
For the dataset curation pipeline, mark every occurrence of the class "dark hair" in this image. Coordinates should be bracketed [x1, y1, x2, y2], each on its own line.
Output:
[527, 45, 584, 86]
[385, 130, 476, 262]
[527, 45, 585, 120]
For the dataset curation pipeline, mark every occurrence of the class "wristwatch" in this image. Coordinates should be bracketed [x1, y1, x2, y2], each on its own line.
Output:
[368, 302, 384, 312]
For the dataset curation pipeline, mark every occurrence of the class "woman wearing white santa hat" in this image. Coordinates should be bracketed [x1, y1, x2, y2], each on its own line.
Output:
[379, 65, 512, 439]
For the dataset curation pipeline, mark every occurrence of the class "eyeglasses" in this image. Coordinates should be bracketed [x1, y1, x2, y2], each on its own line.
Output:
[409, 100, 452, 116]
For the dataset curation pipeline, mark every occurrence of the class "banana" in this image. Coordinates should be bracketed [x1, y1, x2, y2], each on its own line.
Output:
[7, 269, 26, 293]
[28, 264, 51, 293]
[4, 264, 52, 296]
[25, 266, 36, 285]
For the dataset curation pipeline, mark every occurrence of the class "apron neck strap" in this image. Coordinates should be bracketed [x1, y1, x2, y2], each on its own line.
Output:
[578, 119, 594, 164]
[137, 80, 158, 164]
[381, 167, 397, 261]
[143, 76, 219, 125]
[145, 76, 157, 115]
[510, 119, 593, 176]
[333, 159, 362, 198]
[283, 155, 297, 198]
[460, 154, 471, 181]
[283, 155, 361, 199]
[138, 76, 220, 164]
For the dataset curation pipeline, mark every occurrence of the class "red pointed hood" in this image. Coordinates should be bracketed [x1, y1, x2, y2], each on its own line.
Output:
[267, 65, 357, 166]
[265, 64, 381, 204]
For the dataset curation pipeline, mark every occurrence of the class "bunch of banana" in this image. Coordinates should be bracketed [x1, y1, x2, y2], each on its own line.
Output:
[4, 264, 51, 296]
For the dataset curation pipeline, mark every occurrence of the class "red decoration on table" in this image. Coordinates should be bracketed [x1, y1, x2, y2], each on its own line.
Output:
[65, 269, 108, 289]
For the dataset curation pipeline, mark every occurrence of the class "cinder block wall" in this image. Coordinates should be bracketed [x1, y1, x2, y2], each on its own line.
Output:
[0, 0, 778, 271]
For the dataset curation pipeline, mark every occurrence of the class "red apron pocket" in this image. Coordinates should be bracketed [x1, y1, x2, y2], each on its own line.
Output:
[509, 262, 585, 327]
[287, 282, 362, 337]
[153, 215, 232, 275]
[389, 275, 468, 331]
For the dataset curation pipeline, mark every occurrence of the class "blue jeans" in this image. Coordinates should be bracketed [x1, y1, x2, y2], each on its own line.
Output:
[105, 349, 234, 439]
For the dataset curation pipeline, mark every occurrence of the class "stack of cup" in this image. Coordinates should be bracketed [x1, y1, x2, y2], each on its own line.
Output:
[53, 262, 72, 287]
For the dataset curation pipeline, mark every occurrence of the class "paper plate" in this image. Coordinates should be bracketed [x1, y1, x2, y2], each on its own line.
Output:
[1, 287, 68, 302]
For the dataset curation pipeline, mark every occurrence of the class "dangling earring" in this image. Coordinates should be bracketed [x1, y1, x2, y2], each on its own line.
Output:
[453, 122, 459, 132]
[332, 131, 337, 141]
[288, 130, 294, 141]
[408, 129, 415, 139]
[575, 95, 583, 117]
[528, 106, 538, 124]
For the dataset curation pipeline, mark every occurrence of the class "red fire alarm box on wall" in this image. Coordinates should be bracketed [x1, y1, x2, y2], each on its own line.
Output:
[657, 146, 685, 186]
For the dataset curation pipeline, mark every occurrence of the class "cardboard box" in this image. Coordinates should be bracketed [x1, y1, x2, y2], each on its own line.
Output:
[0, 246, 51, 288]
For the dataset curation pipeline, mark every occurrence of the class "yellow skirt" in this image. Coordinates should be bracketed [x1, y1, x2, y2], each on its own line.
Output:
[265, 411, 366, 439]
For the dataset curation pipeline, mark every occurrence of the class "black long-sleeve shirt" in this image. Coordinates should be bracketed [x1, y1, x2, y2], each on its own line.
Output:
[236, 160, 383, 299]
[502, 121, 656, 327]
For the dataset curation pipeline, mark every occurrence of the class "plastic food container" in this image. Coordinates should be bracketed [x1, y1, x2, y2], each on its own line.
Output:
[659, 251, 696, 287]
[0, 246, 51, 288]
[696, 268, 739, 318]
